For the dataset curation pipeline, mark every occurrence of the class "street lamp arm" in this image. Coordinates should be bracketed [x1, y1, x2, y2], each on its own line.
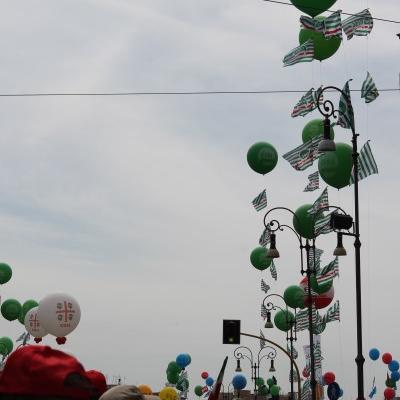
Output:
[233, 346, 254, 365]
[263, 207, 301, 231]
[262, 294, 287, 313]
[258, 346, 277, 365]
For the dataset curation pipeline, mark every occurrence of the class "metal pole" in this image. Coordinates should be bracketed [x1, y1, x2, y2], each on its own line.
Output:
[352, 127, 365, 400]
[305, 240, 316, 400]
[289, 327, 294, 400]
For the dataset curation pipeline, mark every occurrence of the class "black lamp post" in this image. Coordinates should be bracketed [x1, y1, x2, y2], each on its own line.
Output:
[233, 344, 277, 399]
[316, 86, 365, 400]
[262, 294, 297, 400]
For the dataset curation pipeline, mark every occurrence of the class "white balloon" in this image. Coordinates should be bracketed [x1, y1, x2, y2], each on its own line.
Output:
[38, 293, 81, 338]
[24, 307, 48, 339]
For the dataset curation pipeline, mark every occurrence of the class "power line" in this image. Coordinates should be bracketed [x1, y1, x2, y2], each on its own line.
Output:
[261, 0, 400, 24]
[0, 89, 398, 97]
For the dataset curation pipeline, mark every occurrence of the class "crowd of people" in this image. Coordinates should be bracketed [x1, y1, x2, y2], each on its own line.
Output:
[0, 345, 159, 400]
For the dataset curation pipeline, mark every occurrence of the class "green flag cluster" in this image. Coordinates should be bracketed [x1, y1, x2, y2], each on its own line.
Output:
[300, 10, 342, 39]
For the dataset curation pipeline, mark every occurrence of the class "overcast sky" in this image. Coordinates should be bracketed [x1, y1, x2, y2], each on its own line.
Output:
[0, 0, 399, 397]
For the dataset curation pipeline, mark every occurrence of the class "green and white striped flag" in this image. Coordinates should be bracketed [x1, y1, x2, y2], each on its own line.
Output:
[261, 279, 270, 294]
[318, 257, 339, 282]
[283, 39, 314, 67]
[337, 80, 355, 131]
[350, 141, 378, 184]
[361, 72, 379, 103]
[291, 86, 323, 118]
[252, 189, 268, 212]
[260, 329, 266, 349]
[314, 212, 335, 236]
[325, 300, 340, 322]
[270, 260, 277, 280]
[308, 247, 324, 274]
[300, 10, 342, 39]
[261, 303, 268, 319]
[259, 227, 271, 247]
[304, 171, 319, 192]
[342, 9, 373, 40]
[287, 343, 299, 359]
[302, 379, 311, 400]
[283, 135, 322, 171]
[295, 309, 309, 331]
[308, 187, 329, 215]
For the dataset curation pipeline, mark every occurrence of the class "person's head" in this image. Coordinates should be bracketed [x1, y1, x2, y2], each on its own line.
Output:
[0, 345, 95, 400]
[99, 386, 144, 400]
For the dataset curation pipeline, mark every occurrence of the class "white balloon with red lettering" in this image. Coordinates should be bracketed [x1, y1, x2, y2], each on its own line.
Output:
[24, 307, 48, 342]
[38, 293, 81, 341]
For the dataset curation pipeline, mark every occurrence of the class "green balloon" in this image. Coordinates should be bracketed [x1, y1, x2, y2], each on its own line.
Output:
[293, 204, 316, 239]
[386, 377, 396, 388]
[290, 0, 336, 17]
[299, 17, 341, 61]
[247, 142, 278, 175]
[266, 378, 274, 387]
[310, 274, 333, 294]
[0, 263, 12, 285]
[284, 285, 306, 309]
[250, 247, 272, 271]
[167, 372, 180, 385]
[1, 299, 22, 321]
[167, 361, 182, 375]
[255, 377, 265, 387]
[302, 119, 334, 143]
[274, 310, 295, 332]
[258, 385, 269, 396]
[177, 378, 189, 391]
[270, 385, 280, 396]
[318, 142, 353, 189]
[194, 385, 203, 397]
[0, 337, 13, 355]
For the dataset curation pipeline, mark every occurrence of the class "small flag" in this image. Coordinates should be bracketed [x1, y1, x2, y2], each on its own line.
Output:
[283, 135, 322, 171]
[302, 379, 311, 400]
[337, 80, 355, 132]
[270, 260, 277, 280]
[283, 39, 314, 67]
[289, 369, 299, 383]
[295, 309, 310, 331]
[314, 211, 335, 236]
[300, 10, 342, 39]
[287, 343, 299, 359]
[259, 227, 271, 247]
[308, 187, 329, 215]
[261, 303, 268, 319]
[252, 189, 268, 212]
[260, 330, 266, 349]
[325, 300, 340, 322]
[308, 247, 324, 273]
[304, 171, 319, 192]
[318, 257, 339, 282]
[291, 86, 323, 118]
[261, 279, 270, 294]
[342, 9, 373, 40]
[368, 377, 377, 399]
[349, 141, 378, 184]
[361, 72, 379, 103]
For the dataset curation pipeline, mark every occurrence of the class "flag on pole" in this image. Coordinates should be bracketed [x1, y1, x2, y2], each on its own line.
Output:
[300, 10, 342, 38]
[361, 72, 379, 103]
[304, 171, 319, 192]
[259, 227, 271, 247]
[291, 86, 323, 118]
[261, 303, 268, 319]
[342, 9, 373, 40]
[308, 187, 329, 215]
[337, 80, 355, 132]
[283, 39, 314, 67]
[308, 247, 324, 273]
[314, 211, 335, 236]
[270, 260, 277, 280]
[368, 377, 377, 398]
[349, 141, 378, 184]
[261, 279, 270, 294]
[283, 135, 322, 171]
[252, 189, 268, 212]
[260, 330, 266, 349]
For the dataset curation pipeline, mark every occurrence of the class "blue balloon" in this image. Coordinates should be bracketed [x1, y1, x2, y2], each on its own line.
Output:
[391, 371, 400, 382]
[205, 377, 214, 387]
[232, 374, 247, 390]
[176, 353, 191, 369]
[338, 388, 343, 398]
[389, 360, 400, 372]
[369, 348, 380, 361]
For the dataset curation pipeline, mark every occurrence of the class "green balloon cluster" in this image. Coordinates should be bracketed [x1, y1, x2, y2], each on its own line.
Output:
[266, 378, 276, 387]
[0, 337, 13, 355]
[284, 285, 306, 309]
[293, 204, 316, 239]
[0, 263, 12, 285]
[250, 247, 272, 271]
[194, 386, 203, 397]
[302, 119, 334, 143]
[247, 142, 278, 175]
[166, 361, 182, 384]
[18, 299, 39, 325]
[270, 385, 280, 396]
[274, 310, 295, 332]
[318, 142, 353, 189]
[1, 299, 22, 322]
[255, 377, 265, 387]
[290, 0, 337, 17]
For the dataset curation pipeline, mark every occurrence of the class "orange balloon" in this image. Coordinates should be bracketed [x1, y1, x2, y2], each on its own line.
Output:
[138, 385, 153, 395]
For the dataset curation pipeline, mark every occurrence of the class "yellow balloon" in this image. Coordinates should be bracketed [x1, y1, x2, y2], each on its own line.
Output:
[138, 385, 153, 395]
[159, 387, 177, 400]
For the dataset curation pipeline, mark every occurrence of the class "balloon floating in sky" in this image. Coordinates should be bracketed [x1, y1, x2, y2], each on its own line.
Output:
[201, 371, 209, 379]
[250, 247, 272, 271]
[302, 119, 335, 144]
[159, 387, 178, 400]
[289, 0, 337, 17]
[369, 348, 380, 361]
[0, 337, 13, 355]
[284, 285, 306, 309]
[247, 142, 278, 175]
[24, 307, 48, 343]
[194, 385, 203, 397]
[270, 385, 280, 396]
[176, 353, 191, 369]
[1, 299, 22, 321]
[232, 374, 247, 390]
[205, 377, 214, 387]
[138, 385, 152, 395]
[391, 371, 400, 382]
[274, 310, 295, 332]
[0, 263, 12, 285]
[389, 360, 399, 372]
[293, 203, 316, 239]
[384, 387, 395, 400]
[382, 353, 393, 365]
[323, 371, 336, 385]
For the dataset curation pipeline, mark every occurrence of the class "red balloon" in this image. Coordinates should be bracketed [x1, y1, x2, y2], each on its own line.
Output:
[383, 353, 393, 364]
[300, 278, 334, 309]
[201, 372, 209, 379]
[302, 368, 310, 378]
[384, 387, 395, 399]
[323, 372, 336, 385]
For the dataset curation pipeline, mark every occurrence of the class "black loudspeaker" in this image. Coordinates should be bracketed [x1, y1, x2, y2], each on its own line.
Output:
[330, 213, 353, 230]
[222, 320, 241, 344]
